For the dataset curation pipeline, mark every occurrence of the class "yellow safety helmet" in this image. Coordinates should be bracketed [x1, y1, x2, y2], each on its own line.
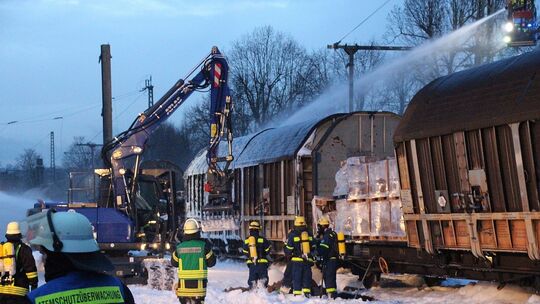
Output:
[249, 221, 261, 230]
[6, 222, 21, 235]
[294, 216, 306, 227]
[318, 217, 330, 227]
[183, 219, 200, 235]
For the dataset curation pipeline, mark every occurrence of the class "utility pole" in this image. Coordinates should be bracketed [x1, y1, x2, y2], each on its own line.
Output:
[100, 44, 113, 146]
[141, 76, 154, 109]
[50, 131, 55, 180]
[327, 43, 411, 112]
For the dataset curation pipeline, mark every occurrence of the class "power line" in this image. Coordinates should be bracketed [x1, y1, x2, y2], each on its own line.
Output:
[335, 0, 393, 44]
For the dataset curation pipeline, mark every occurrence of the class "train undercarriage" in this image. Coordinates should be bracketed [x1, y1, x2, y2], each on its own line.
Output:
[345, 242, 540, 290]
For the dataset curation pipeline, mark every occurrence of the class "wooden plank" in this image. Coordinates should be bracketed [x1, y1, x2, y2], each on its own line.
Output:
[535, 220, 540, 252]
[396, 142, 411, 190]
[442, 220, 456, 247]
[510, 220, 528, 250]
[453, 132, 470, 194]
[496, 125, 521, 212]
[465, 130, 484, 170]
[454, 220, 470, 248]
[430, 221, 444, 248]
[410, 139, 434, 254]
[406, 221, 420, 248]
[482, 127, 506, 212]
[520, 121, 540, 211]
[495, 220, 513, 249]
[442, 135, 461, 212]
[478, 220, 497, 249]
[416, 138, 437, 213]
[510, 123, 530, 212]
[430, 136, 448, 191]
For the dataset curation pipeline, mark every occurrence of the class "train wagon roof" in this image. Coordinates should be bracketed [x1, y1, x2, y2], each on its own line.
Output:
[184, 118, 322, 176]
[394, 49, 540, 142]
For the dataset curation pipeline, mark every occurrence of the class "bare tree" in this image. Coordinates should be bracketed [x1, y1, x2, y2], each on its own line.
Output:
[17, 148, 43, 187]
[229, 26, 327, 127]
[63, 137, 101, 171]
[146, 122, 194, 169]
[389, 0, 447, 43]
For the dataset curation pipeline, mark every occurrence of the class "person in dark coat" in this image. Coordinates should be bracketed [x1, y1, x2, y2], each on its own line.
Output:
[316, 217, 339, 299]
[25, 210, 134, 304]
[284, 216, 316, 298]
[242, 221, 272, 288]
[0, 222, 38, 304]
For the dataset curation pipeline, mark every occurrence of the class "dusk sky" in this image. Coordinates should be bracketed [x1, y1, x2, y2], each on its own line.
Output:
[1, 0, 398, 166]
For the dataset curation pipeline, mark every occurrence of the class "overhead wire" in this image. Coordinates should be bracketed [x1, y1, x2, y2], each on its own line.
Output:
[335, 0, 393, 44]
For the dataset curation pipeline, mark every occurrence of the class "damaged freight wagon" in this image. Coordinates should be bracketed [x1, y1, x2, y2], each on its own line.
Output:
[184, 112, 400, 255]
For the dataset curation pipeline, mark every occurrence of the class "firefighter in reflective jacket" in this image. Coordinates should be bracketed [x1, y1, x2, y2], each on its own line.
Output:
[242, 221, 271, 288]
[171, 219, 216, 304]
[0, 222, 38, 304]
[284, 216, 316, 297]
[316, 217, 339, 299]
[26, 210, 135, 304]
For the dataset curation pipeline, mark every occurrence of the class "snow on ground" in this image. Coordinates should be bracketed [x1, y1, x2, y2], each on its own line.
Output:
[3, 191, 540, 303]
[130, 259, 540, 304]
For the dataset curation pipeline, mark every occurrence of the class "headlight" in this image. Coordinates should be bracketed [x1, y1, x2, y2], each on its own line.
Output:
[504, 22, 514, 33]
[503, 35, 512, 44]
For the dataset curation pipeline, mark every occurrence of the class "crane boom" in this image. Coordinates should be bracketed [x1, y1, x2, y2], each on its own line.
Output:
[101, 46, 233, 216]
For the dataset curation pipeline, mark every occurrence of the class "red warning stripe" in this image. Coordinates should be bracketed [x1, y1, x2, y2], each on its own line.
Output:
[214, 63, 222, 87]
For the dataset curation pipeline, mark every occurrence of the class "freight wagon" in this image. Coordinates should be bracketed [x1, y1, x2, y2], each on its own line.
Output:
[185, 48, 540, 288]
[389, 48, 540, 286]
[184, 112, 399, 254]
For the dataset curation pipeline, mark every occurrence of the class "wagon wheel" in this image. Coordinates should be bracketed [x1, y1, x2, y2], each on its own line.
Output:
[378, 257, 389, 275]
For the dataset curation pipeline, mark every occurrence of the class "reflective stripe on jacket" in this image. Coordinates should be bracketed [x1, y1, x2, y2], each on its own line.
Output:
[26, 271, 134, 304]
[0, 241, 38, 297]
[242, 236, 271, 264]
[173, 239, 213, 297]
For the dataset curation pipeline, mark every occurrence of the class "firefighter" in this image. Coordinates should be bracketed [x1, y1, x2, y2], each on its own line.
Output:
[279, 229, 294, 294]
[316, 217, 339, 299]
[26, 210, 134, 304]
[171, 218, 216, 304]
[242, 221, 271, 288]
[284, 216, 316, 297]
[0, 222, 38, 304]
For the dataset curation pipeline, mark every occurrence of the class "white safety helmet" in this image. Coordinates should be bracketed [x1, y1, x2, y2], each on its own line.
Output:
[27, 210, 99, 253]
[6, 221, 21, 235]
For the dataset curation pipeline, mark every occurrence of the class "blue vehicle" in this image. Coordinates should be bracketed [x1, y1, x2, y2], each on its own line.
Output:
[27, 47, 234, 284]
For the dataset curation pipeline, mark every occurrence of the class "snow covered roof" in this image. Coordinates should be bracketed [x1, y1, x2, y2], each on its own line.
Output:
[184, 117, 333, 176]
[184, 134, 257, 176]
[395, 49, 540, 142]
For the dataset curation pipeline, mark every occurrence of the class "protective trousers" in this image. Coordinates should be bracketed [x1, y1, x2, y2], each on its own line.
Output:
[291, 261, 312, 296]
[0, 295, 29, 304]
[248, 263, 269, 288]
[282, 260, 292, 288]
[323, 258, 338, 296]
[179, 297, 204, 304]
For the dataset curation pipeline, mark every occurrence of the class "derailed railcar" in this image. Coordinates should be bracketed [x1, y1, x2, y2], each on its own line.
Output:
[391, 49, 540, 283]
[183, 112, 399, 254]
